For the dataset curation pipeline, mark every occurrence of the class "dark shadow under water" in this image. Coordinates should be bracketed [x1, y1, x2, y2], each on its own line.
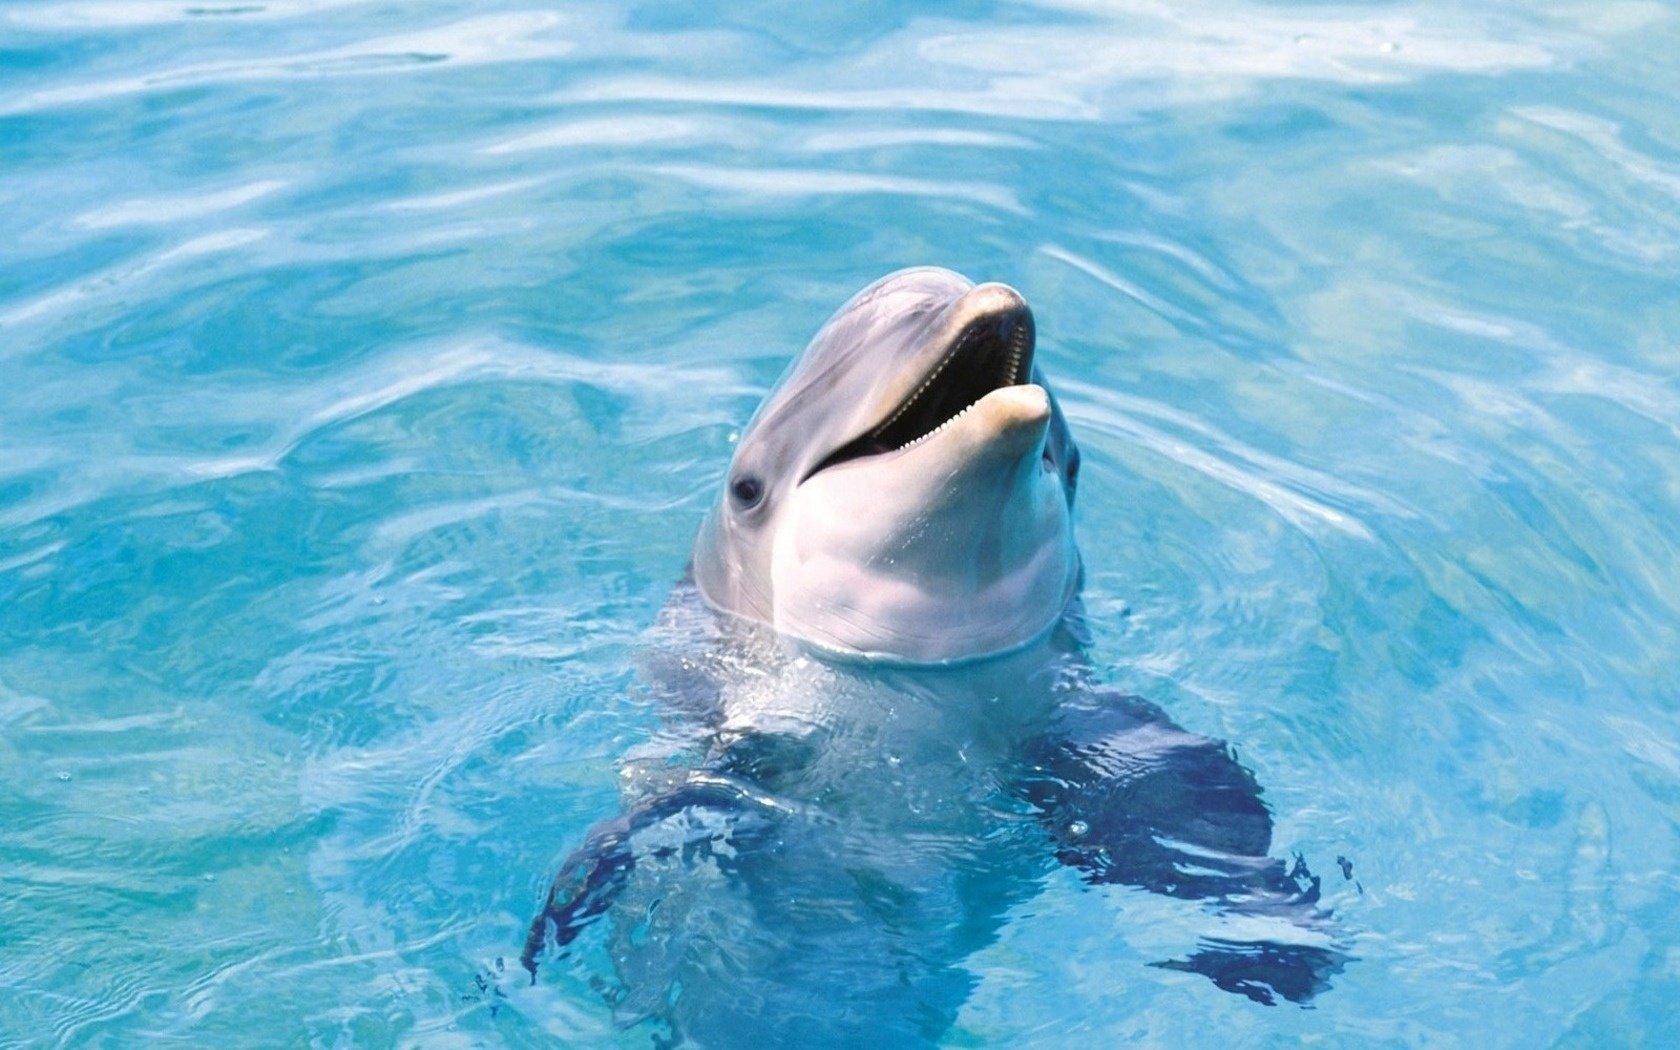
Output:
[522, 584, 1347, 1045]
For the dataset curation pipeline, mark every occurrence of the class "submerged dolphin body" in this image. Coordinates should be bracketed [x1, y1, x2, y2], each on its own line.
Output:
[523, 269, 1345, 1043]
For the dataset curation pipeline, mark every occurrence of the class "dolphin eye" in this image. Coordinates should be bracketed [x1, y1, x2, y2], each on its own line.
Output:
[731, 476, 764, 508]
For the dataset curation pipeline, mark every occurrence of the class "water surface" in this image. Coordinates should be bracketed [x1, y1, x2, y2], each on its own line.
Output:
[3, 0, 1679, 1045]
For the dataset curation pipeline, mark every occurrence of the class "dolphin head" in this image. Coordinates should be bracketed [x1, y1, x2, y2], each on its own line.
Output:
[693, 267, 1082, 663]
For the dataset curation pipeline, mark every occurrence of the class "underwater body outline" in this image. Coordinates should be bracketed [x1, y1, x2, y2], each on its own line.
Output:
[523, 268, 1346, 1044]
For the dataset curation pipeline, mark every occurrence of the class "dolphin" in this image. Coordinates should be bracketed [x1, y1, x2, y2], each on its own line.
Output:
[521, 268, 1346, 1044]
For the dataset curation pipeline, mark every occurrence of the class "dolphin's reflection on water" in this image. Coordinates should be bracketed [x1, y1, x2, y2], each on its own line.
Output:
[523, 270, 1347, 1043]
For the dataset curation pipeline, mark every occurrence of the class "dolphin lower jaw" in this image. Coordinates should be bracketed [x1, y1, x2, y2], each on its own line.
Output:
[767, 388, 1079, 663]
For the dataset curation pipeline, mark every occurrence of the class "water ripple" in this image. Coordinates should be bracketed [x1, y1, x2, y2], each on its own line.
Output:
[0, 227, 268, 330]
[71, 179, 286, 231]
[650, 163, 1026, 215]
[3, 1, 374, 32]
[0, 11, 574, 115]
[479, 115, 721, 156]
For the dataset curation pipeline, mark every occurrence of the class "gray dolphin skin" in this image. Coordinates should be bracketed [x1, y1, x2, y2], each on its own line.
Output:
[522, 269, 1346, 1045]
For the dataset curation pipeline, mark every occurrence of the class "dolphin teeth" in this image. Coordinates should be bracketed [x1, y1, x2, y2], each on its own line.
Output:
[1004, 308, 1029, 386]
[874, 325, 976, 438]
[803, 294, 1035, 477]
[895, 398, 982, 451]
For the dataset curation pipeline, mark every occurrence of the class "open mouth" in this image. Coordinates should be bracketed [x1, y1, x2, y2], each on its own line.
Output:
[806, 295, 1036, 477]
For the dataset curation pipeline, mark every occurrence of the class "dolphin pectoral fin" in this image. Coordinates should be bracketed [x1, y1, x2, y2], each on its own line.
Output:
[1019, 690, 1276, 895]
[1145, 853, 1347, 1006]
[521, 776, 786, 978]
[521, 815, 636, 977]
[1018, 689, 1350, 1003]
[1153, 937, 1347, 1006]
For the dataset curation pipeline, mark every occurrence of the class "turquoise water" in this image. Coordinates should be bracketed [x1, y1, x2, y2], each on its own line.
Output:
[4, 0, 1680, 1044]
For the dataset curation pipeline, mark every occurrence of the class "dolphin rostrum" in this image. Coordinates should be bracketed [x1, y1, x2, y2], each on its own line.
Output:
[520, 268, 1346, 1043]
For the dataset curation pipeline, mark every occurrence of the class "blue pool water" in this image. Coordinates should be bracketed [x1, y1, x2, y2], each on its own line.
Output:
[4, 0, 1679, 1044]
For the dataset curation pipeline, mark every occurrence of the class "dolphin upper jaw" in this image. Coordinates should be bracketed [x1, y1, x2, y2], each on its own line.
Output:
[799, 282, 1037, 482]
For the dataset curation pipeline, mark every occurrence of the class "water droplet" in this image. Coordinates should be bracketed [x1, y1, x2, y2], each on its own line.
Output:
[1067, 820, 1089, 838]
